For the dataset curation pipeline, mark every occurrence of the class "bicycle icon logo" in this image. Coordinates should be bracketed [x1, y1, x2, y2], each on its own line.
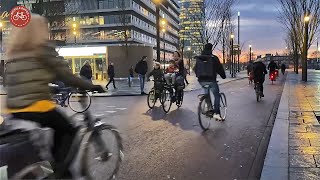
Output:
[12, 12, 28, 21]
[10, 6, 31, 27]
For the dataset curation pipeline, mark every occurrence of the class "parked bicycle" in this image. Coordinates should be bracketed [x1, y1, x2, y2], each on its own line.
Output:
[197, 84, 227, 131]
[0, 91, 124, 180]
[50, 83, 91, 113]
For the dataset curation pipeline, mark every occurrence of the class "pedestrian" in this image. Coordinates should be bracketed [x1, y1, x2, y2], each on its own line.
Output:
[128, 66, 134, 87]
[281, 63, 286, 75]
[184, 67, 189, 85]
[106, 62, 116, 90]
[135, 56, 148, 95]
[80, 61, 93, 83]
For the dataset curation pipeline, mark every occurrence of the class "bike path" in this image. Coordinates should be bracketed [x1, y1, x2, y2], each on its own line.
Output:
[60, 74, 285, 180]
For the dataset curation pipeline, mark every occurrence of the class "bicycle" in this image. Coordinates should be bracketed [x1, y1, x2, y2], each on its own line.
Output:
[161, 83, 184, 113]
[0, 92, 124, 180]
[255, 82, 263, 102]
[147, 80, 165, 109]
[197, 84, 227, 131]
[50, 83, 91, 113]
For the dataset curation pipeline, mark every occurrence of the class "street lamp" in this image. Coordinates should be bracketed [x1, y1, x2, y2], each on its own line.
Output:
[153, 0, 162, 62]
[302, 14, 310, 81]
[162, 28, 166, 69]
[237, 11, 240, 72]
[249, 45, 252, 62]
[188, 47, 191, 75]
[230, 34, 235, 77]
[72, 22, 77, 44]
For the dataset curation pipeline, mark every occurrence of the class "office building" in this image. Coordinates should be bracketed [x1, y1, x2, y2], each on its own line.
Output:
[16, 0, 180, 78]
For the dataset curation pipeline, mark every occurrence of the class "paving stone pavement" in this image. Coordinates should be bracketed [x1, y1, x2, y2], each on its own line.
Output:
[262, 70, 320, 180]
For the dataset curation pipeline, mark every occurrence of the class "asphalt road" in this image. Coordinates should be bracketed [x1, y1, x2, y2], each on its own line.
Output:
[0, 75, 285, 180]
[59, 75, 285, 180]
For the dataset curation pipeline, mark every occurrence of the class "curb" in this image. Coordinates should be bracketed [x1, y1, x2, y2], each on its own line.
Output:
[260, 74, 289, 180]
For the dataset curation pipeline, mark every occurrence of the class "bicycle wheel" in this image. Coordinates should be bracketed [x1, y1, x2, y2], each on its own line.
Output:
[198, 96, 211, 131]
[161, 89, 172, 113]
[68, 92, 91, 113]
[147, 89, 156, 109]
[220, 93, 227, 120]
[176, 90, 184, 108]
[82, 124, 123, 180]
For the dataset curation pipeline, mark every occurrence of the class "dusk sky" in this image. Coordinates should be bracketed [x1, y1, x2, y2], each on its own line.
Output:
[233, 0, 287, 57]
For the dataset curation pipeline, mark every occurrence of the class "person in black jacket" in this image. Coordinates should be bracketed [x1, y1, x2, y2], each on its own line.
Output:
[106, 62, 116, 89]
[194, 43, 226, 121]
[253, 59, 268, 97]
[267, 60, 278, 74]
[80, 61, 92, 83]
[135, 56, 148, 95]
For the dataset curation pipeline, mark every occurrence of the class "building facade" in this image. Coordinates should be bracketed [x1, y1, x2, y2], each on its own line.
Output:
[179, 0, 202, 54]
[15, 0, 180, 78]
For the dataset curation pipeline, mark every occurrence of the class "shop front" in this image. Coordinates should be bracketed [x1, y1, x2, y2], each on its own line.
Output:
[57, 46, 108, 81]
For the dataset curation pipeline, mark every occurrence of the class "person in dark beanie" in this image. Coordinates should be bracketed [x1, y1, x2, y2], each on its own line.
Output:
[80, 61, 93, 83]
[135, 56, 148, 95]
[106, 62, 116, 90]
[194, 43, 226, 121]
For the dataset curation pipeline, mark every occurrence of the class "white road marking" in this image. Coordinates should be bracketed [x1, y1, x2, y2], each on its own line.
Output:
[106, 106, 116, 108]
[95, 114, 104, 117]
[105, 111, 117, 113]
[115, 108, 127, 110]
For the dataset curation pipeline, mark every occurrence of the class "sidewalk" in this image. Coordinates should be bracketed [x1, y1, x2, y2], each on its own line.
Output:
[0, 71, 248, 97]
[261, 70, 320, 180]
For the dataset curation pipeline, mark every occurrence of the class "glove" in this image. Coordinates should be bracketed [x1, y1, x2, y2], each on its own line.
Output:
[91, 85, 105, 93]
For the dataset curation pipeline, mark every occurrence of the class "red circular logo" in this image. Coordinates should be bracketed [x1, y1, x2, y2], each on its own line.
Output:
[10, 6, 31, 27]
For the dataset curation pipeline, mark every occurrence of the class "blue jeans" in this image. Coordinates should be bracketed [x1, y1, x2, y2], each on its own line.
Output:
[138, 74, 145, 92]
[200, 81, 220, 114]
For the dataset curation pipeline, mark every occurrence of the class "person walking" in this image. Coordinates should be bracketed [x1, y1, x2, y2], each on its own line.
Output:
[106, 62, 116, 90]
[135, 56, 148, 95]
[281, 63, 286, 75]
[184, 67, 189, 85]
[128, 66, 134, 87]
[80, 61, 92, 83]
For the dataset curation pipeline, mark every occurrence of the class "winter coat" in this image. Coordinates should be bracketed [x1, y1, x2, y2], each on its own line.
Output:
[194, 55, 226, 82]
[5, 43, 94, 109]
[135, 60, 148, 75]
[108, 65, 115, 77]
[80, 64, 92, 80]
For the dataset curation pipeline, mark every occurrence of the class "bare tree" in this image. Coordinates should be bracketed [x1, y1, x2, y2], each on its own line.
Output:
[278, 0, 320, 73]
[185, 0, 237, 52]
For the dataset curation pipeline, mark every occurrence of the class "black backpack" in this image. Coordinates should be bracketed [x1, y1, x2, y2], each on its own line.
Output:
[195, 56, 214, 78]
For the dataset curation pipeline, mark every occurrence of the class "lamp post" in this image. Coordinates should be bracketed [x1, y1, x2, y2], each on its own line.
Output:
[230, 34, 235, 78]
[302, 14, 310, 81]
[153, 0, 161, 62]
[249, 45, 252, 62]
[161, 18, 166, 69]
[237, 12, 240, 72]
[162, 28, 166, 69]
[317, 38, 319, 66]
[188, 47, 191, 75]
[72, 22, 77, 44]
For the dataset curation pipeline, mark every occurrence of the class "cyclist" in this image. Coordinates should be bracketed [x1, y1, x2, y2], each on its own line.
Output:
[147, 62, 164, 98]
[194, 43, 226, 120]
[268, 60, 278, 76]
[253, 59, 268, 97]
[4, 14, 103, 178]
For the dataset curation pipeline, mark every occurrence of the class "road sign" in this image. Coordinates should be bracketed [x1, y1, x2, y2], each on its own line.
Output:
[233, 50, 241, 55]
[233, 44, 240, 48]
